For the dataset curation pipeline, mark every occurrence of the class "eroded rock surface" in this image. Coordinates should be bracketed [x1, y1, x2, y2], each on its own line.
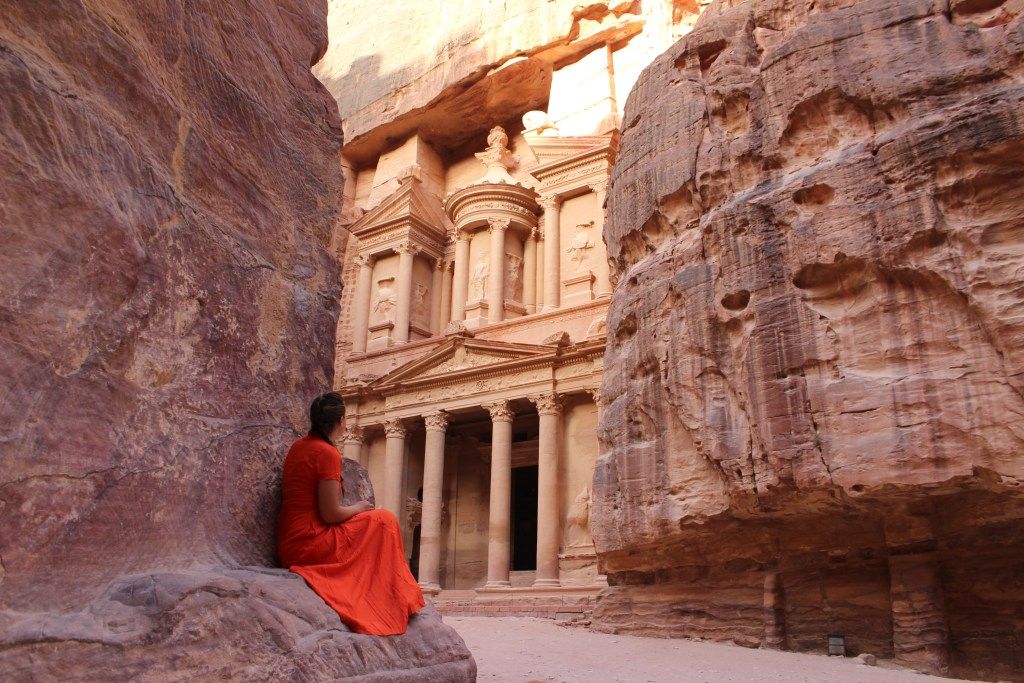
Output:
[593, 1, 1024, 680]
[0, 567, 474, 682]
[0, 0, 472, 679]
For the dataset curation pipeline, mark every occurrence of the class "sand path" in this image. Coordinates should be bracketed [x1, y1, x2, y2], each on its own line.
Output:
[447, 617, 966, 683]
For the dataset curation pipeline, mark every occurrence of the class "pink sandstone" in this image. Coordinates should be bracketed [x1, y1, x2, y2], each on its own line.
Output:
[0, 0, 472, 679]
[592, 1, 1024, 681]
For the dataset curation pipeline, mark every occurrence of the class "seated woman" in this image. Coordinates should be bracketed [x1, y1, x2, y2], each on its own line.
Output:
[277, 392, 425, 635]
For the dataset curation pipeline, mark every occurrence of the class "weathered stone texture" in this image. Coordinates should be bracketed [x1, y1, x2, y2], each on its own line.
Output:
[593, 1, 1024, 680]
[0, 0, 472, 679]
[315, 0, 697, 162]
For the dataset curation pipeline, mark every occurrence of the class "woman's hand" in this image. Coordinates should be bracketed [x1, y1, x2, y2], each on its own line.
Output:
[318, 481, 375, 524]
[348, 500, 374, 516]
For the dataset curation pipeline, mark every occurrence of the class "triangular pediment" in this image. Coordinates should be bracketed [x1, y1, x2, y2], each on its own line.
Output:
[371, 337, 556, 387]
[351, 176, 451, 236]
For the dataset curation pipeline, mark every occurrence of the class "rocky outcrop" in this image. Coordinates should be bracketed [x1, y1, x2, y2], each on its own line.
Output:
[315, 0, 699, 163]
[0, 0, 472, 679]
[592, 1, 1024, 680]
[0, 568, 474, 682]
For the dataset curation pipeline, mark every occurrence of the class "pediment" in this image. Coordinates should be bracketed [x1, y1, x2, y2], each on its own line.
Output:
[371, 337, 555, 387]
[351, 176, 451, 236]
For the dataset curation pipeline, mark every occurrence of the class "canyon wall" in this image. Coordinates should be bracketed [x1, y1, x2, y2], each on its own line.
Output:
[0, 0, 473, 679]
[592, 0, 1024, 680]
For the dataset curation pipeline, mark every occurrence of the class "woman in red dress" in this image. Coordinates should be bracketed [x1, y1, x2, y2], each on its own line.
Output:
[277, 392, 425, 635]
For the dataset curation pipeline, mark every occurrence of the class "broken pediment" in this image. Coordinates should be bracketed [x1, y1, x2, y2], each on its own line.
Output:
[350, 175, 452, 239]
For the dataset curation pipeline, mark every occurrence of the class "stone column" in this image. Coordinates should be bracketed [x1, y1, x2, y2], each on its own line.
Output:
[350, 254, 374, 353]
[451, 232, 470, 322]
[393, 242, 418, 344]
[763, 571, 787, 649]
[532, 392, 562, 587]
[485, 400, 514, 588]
[486, 217, 508, 324]
[341, 424, 365, 468]
[590, 181, 613, 298]
[889, 554, 950, 675]
[418, 410, 449, 592]
[440, 260, 453, 329]
[382, 418, 408, 518]
[540, 195, 561, 311]
[430, 258, 444, 334]
[523, 228, 538, 314]
[536, 232, 545, 310]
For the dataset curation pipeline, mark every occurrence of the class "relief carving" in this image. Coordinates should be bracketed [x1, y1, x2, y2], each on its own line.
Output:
[412, 282, 429, 326]
[469, 258, 489, 301]
[505, 253, 523, 302]
[564, 485, 594, 549]
[568, 220, 595, 271]
[372, 277, 397, 322]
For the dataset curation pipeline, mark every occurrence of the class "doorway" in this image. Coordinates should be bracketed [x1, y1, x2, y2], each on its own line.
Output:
[510, 464, 538, 571]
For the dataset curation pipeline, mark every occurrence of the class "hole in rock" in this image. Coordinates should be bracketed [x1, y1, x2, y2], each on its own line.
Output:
[698, 39, 726, 76]
[721, 290, 751, 311]
[792, 257, 868, 292]
[792, 183, 835, 207]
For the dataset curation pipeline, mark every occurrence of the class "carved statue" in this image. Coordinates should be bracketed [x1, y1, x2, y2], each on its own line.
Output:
[487, 126, 509, 150]
[372, 277, 396, 321]
[469, 258, 488, 301]
[568, 221, 595, 270]
[474, 125, 517, 182]
[411, 282, 429, 326]
[564, 485, 593, 549]
[504, 253, 523, 302]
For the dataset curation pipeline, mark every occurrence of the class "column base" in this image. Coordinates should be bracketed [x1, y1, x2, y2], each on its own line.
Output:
[484, 580, 511, 589]
[532, 578, 561, 588]
[419, 582, 441, 596]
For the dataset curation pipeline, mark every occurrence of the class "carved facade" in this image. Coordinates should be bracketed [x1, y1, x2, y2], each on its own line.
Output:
[330, 11, 695, 600]
[338, 125, 613, 597]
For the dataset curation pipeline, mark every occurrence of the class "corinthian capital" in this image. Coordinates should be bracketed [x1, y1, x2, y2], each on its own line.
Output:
[395, 241, 420, 256]
[539, 194, 559, 212]
[341, 424, 365, 445]
[589, 180, 609, 195]
[354, 254, 375, 269]
[531, 392, 563, 415]
[384, 418, 408, 438]
[423, 410, 450, 432]
[487, 217, 511, 233]
[485, 400, 514, 423]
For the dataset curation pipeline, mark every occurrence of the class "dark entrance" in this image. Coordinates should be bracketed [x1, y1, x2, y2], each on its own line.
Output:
[510, 464, 538, 571]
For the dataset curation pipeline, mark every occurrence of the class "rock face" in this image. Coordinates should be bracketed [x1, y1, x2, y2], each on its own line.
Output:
[315, 0, 699, 164]
[592, 1, 1024, 681]
[0, 0, 472, 679]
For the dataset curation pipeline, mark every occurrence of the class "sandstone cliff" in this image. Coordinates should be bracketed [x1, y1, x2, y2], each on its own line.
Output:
[0, 0, 473, 679]
[592, 1, 1024, 680]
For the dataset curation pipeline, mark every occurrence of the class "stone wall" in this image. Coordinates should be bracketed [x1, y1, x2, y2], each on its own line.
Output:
[0, 0, 473, 678]
[592, 1, 1024, 680]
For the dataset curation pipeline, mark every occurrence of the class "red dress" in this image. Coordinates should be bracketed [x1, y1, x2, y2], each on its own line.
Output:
[276, 435, 425, 635]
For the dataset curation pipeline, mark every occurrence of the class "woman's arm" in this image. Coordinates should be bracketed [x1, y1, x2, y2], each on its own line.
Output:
[317, 479, 373, 524]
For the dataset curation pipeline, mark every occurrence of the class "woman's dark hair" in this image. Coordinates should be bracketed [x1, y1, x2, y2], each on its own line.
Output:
[309, 392, 345, 444]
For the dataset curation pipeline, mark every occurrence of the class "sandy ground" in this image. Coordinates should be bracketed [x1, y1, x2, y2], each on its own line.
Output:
[447, 617, 966, 683]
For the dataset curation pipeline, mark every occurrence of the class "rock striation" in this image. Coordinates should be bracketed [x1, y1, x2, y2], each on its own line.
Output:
[592, 1, 1024, 680]
[0, 0, 473, 679]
